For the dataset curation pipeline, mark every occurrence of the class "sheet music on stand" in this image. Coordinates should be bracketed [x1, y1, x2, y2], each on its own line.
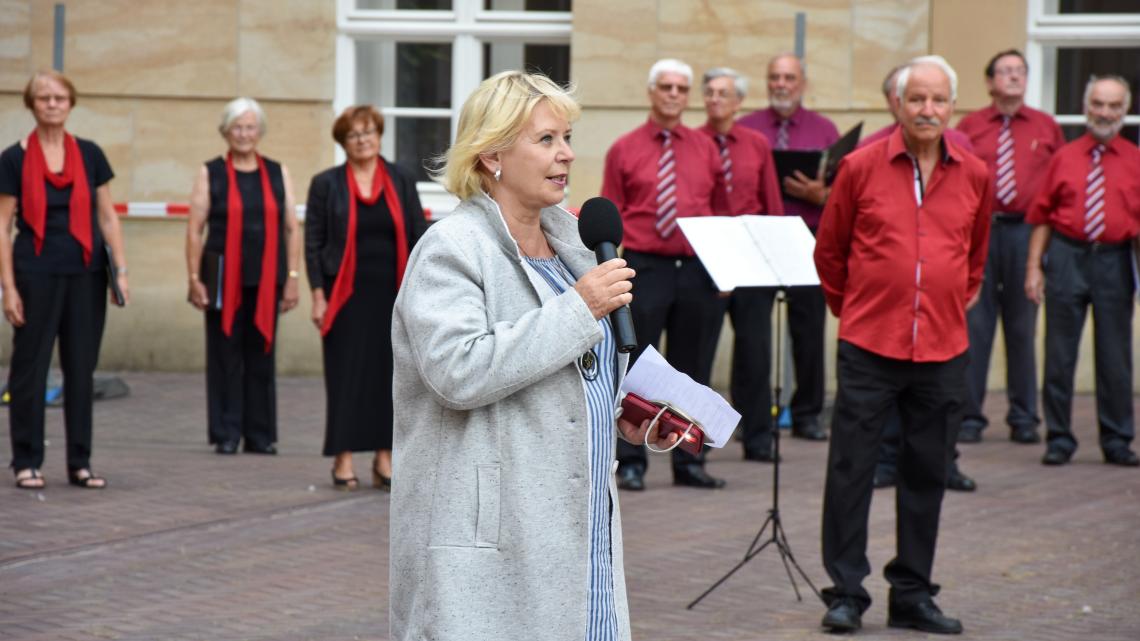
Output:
[677, 215, 820, 292]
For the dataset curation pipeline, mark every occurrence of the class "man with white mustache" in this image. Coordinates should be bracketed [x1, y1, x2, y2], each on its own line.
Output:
[1024, 74, 1140, 468]
[814, 57, 991, 635]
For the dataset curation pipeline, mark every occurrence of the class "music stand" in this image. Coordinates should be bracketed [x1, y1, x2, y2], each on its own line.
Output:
[675, 215, 824, 607]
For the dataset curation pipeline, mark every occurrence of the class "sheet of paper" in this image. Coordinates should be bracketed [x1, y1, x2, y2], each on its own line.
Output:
[620, 346, 740, 448]
[677, 217, 779, 291]
[742, 216, 821, 286]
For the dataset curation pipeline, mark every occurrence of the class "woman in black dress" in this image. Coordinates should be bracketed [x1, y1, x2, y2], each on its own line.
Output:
[0, 71, 131, 489]
[305, 105, 426, 490]
[185, 97, 302, 455]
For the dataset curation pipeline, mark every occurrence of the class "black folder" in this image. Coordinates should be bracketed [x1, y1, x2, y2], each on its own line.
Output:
[200, 250, 224, 311]
[104, 245, 125, 307]
[772, 121, 864, 189]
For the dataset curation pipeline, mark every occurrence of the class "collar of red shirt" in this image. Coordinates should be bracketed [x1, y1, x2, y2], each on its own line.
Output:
[886, 125, 964, 165]
[983, 103, 1030, 123]
[766, 105, 803, 126]
[1075, 131, 1127, 157]
[699, 122, 736, 142]
[645, 117, 689, 140]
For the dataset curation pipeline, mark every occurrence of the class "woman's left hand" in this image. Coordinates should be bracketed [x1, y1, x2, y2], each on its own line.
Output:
[280, 277, 299, 313]
[115, 273, 131, 306]
[618, 416, 679, 450]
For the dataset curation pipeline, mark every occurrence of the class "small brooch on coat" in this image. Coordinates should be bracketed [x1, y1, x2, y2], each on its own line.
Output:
[579, 348, 599, 381]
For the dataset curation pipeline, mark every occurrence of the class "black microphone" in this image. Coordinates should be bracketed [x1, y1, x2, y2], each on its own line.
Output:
[578, 196, 638, 354]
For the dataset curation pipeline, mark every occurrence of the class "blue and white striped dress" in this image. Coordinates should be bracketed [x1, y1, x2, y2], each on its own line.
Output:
[525, 255, 619, 641]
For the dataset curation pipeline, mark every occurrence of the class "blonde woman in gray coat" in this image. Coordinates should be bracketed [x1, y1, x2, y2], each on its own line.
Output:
[390, 71, 677, 641]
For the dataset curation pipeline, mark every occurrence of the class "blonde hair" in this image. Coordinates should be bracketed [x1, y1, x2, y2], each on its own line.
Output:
[436, 71, 580, 200]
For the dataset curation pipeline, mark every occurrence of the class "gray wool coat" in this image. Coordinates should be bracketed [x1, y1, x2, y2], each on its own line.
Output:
[389, 193, 633, 641]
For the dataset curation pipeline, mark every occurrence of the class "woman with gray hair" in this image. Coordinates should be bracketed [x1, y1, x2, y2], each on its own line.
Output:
[389, 70, 675, 641]
[185, 97, 302, 455]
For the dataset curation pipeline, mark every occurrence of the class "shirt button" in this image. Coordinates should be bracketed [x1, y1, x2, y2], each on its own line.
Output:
[675, 259, 683, 268]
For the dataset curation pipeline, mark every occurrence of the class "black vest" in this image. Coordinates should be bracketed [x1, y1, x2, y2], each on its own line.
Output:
[204, 156, 287, 287]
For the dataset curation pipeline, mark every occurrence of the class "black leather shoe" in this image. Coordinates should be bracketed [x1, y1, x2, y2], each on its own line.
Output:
[1104, 448, 1140, 467]
[957, 425, 982, 443]
[743, 448, 780, 463]
[243, 442, 278, 455]
[673, 466, 726, 489]
[215, 440, 239, 455]
[873, 467, 896, 489]
[1010, 427, 1041, 444]
[946, 469, 977, 492]
[792, 423, 828, 441]
[1042, 448, 1072, 466]
[821, 598, 862, 632]
[888, 599, 963, 634]
[617, 466, 645, 491]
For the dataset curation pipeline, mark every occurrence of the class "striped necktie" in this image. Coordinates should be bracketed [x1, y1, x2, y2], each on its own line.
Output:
[1084, 143, 1107, 241]
[776, 119, 790, 150]
[716, 134, 733, 193]
[995, 115, 1017, 207]
[656, 130, 677, 238]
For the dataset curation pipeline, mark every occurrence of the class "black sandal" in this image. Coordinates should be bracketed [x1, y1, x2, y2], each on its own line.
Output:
[14, 468, 45, 490]
[372, 466, 391, 492]
[68, 468, 107, 489]
[332, 470, 359, 491]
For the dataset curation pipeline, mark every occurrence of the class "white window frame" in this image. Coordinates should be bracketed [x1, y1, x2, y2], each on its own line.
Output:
[1025, 0, 1140, 130]
[335, 0, 572, 215]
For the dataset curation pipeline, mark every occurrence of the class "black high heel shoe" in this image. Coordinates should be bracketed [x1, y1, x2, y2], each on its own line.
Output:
[331, 470, 358, 491]
[372, 467, 391, 491]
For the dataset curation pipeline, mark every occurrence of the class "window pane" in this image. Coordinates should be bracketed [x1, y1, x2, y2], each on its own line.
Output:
[1058, 0, 1139, 13]
[484, 0, 571, 10]
[1054, 47, 1140, 115]
[394, 117, 451, 183]
[357, 0, 453, 9]
[356, 41, 452, 109]
[483, 42, 570, 86]
[1061, 124, 1140, 144]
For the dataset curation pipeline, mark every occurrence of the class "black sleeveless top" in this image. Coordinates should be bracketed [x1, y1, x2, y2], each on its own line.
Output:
[204, 156, 287, 287]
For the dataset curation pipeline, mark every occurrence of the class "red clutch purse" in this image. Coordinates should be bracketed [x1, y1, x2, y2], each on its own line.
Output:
[620, 392, 705, 456]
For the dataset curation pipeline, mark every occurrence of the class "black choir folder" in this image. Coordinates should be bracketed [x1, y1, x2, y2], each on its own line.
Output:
[772, 122, 863, 189]
[200, 250, 224, 311]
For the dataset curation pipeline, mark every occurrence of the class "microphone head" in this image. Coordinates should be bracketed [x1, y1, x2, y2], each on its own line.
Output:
[578, 196, 623, 250]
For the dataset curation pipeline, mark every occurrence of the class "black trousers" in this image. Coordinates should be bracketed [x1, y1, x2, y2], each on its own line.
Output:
[729, 285, 827, 456]
[822, 341, 966, 611]
[616, 250, 727, 473]
[8, 270, 107, 472]
[963, 217, 1040, 433]
[1041, 235, 1134, 455]
[204, 286, 278, 448]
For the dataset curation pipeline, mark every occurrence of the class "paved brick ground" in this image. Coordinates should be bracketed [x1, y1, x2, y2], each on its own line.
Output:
[1, 371, 1137, 641]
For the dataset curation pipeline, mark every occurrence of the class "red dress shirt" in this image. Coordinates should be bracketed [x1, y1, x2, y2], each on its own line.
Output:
[860, 122, 976, 155]
[737, 106, 839, 229]
[602, 119, 723, 256]
[698, 123, 785, 217]
[1026, 133, 1140, 244]
[957, 104, 1065, 213]
[814, 127, 993, 362]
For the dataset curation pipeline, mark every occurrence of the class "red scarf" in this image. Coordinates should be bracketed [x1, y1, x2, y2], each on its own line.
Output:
[321, 159, 407, 336]
[20, 130, 93, 265]
[222, 152, 280, 352]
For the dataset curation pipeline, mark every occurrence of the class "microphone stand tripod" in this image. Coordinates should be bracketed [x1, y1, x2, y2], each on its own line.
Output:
[688, 288, 821, 609]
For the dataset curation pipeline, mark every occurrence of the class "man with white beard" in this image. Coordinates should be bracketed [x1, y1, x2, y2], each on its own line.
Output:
[1024, 74, 1140, 468]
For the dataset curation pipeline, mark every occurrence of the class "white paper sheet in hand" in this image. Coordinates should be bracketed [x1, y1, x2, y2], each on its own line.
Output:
[620, 345, 741, 447]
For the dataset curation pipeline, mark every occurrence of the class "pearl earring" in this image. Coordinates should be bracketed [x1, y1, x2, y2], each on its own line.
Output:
[494, 168, 502, 182]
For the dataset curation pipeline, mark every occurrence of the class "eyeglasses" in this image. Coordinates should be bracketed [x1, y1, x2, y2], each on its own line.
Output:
[34, 94, 70, 105]
[703, 88, 736, 99]
[656, 83, 690, 94]
[993, 66, 1027, 77]
[229, 124, 260, 135]
[346, 128, 378, 142]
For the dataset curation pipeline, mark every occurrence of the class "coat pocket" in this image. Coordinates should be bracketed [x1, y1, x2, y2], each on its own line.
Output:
[475, 464, 501, 548]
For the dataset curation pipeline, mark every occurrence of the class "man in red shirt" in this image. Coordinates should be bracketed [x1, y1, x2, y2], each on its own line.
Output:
[956, 49, 1065, 446]
[698, 66, 786, 464]
[602, 58, 728, 490]
[1025, 74, 1140, 468]
[814, 57, 991, 634]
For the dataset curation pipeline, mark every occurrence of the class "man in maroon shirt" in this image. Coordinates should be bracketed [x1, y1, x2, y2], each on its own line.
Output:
[736, 53, 836, 444]
[814, 58, 991, 634]
[602, 58, 728, 490]
[1025, 75, 1140, 468]
[698, 66, 787, 464]
[956, 49, 1065, 446]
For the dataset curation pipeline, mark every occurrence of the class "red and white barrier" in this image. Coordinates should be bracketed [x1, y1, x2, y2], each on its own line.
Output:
[114, 203, 436, 221]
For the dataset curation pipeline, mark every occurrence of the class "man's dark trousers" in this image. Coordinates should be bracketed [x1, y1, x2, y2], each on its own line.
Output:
[822, 341, 966, 611]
